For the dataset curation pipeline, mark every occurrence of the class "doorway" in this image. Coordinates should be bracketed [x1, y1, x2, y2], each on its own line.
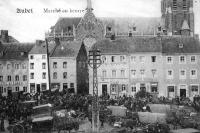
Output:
[180, 89, 186, 97]
[7, 87, 12, 96]
[37, 84, 40, 93]
[102, 84, 107, 96]
[140, 83, 146, 91]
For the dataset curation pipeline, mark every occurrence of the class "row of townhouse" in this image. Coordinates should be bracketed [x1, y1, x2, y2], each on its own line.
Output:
[0, 39, 88, 96]
[89, 36, 200, 99]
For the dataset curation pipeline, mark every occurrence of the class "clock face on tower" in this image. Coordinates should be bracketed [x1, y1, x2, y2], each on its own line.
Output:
[83, 37, 96, 49]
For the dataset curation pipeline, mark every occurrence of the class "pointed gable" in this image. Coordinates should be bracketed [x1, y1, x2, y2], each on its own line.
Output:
[181, 20, 190, 30]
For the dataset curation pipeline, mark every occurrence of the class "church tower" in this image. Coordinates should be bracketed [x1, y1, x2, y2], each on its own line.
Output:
[161, 0, 194, 36]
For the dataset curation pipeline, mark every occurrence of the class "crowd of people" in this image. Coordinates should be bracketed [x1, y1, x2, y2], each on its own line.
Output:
[1, 89, 200, 132]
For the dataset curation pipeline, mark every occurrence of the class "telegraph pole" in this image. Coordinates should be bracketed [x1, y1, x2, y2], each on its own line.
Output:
[88, 49, 101, 133]
[45, 38, 51, 92]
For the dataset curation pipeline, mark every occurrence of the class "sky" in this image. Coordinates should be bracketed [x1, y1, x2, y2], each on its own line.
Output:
[0, 0, 199, 43]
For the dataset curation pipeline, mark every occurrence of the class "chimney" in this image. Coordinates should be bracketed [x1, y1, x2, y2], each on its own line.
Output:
[1, 30, 9, 43]
[36, 40, 43, 46]
[55, 38, 60, 45]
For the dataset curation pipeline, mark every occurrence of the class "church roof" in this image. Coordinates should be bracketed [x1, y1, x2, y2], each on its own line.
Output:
[51, 17, 162, 35]
[181, 20, 190, 30]
[51, 17, 81, 33]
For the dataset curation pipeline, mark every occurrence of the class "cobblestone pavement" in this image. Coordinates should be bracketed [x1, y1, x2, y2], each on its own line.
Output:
[1, 119, 114, 133]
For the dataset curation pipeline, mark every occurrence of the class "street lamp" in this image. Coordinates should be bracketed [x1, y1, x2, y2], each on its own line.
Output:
[88, 49, 102, 133]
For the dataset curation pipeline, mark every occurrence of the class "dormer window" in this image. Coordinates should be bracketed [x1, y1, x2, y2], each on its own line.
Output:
[107, 26, 112, 32]
[179, 43, 184, 48]
[173, 0, 177, 10]
[133, 26, 136, 31]
[20, 52, 24, 56]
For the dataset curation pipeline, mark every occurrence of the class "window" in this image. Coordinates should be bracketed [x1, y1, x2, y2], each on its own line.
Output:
[0, 76, 3, 81]
[42, 72, 46, 79]
[131, 70, 136, 78]
[121, 70, 125, 77]
[15, 75, 19, 81]
[151, 83, 158, 93]
[15, 64, 19, 69]
[152, 69, 157, 78]
[167, 70, 173, 79]
[7, 64, 11, 69]
[151, 56, 156, 62]
[7, 75, 11, 81]
[63, 72, 67, 79]
[168, 86, 175, 92]
[30, 83, 35, 93]
[122, 84, 126, 91]
[167, 56, 173, 64]
[42, 55, 46, 59]
[23, 87, 27, 92]
[112, 70, 116, 78]
[191, 56, 196, 63]
[102, 70, 107, 78]
[53, 72, 57, 79]
[111, 56, 115, 63]
[191, 85, 198, 92]
[42, 83, 47, 91]
[70, 83, 74, 88]
[131, 85, 136, 92]
[30, 63, 34, 69]
[30, 73, 34, 79]
[180, 70, 186, 79]
[0, 64, 2, 69]
[131, 56, 136, 63]
[179, 56, 186, 63]
[22, 64, 26, 69]
[158, 26, 162, 31]
[173, 0, 177, 10]
[120, 56, 125, 62]
[183, 0, 187, 10]
[53, 62, 57, 69]
[42, 63, 46, 69]
[190, 70, 197, 79]
[30, 55, 34, 59]
[139, 56, 145, 63]
[0, 87, 3, 94]
[140, 69, 145, 76]
[63, 62, 67, 68]
[23, 75, 27, 81]
[15, 87, 19, 92]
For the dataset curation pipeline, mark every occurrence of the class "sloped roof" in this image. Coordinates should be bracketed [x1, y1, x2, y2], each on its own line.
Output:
[161, 36, 200, 54]
[92, 36, 200, 54]
[0, 43, 34, 60]
[50, 41, 83, 57]
[29, 41, 56, 54]
[92, 37, 162, 54]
